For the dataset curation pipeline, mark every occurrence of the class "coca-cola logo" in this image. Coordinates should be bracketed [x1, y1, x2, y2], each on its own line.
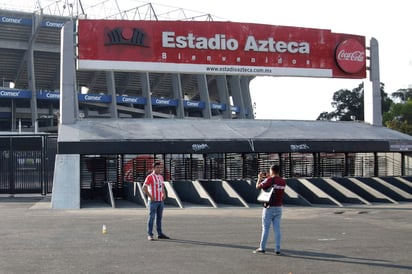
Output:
[335, 38, 365, 74]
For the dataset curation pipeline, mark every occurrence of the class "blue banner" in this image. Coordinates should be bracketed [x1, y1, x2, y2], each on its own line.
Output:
[231, 106, 240, 113]
[78, 94, 112, 103]
[0, 16, 32, 26]
[210, 103, 226, 111]
[37, 91, 60, 100]
[117, 95, 146, 105]
[151, 97, 178, 106]
[41, 20, 66, 28]
[0, 89, 31, 99]
[183, 100, 205, 109]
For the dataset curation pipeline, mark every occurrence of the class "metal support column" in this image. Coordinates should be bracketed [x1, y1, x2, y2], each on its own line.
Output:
[401, 152, 405, 176]
[374, 152, 379, 176]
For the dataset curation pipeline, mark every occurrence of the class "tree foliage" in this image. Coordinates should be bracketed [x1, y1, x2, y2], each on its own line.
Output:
[318, 83, 412, 135]
[384, 88, 412, 135]
[317, 82, 391, 122]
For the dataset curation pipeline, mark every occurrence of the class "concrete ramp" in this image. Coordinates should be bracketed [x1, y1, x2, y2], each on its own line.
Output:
[133, 182, 147, 207]
[393, 177, 412, 193]
[221, 180, 249, 207]
[226, 179, 310, 206]
[317, 178, 371, 205]
[371, 177, 412, 201]
[284, 185, 312, 206]
[226, 180, 260, 203]
[347, 178, 398, 204]
[297, 178, 342, 207]
[170, 180, 216, 208]
[164, 181, 183, 208]
[198, 180, 247, 207]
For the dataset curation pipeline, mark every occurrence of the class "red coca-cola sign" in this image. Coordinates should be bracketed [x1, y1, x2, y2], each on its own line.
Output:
[335, 38, 365, 74]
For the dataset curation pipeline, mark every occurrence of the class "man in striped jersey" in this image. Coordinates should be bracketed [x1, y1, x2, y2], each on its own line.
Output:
[143, 162, 170, 241]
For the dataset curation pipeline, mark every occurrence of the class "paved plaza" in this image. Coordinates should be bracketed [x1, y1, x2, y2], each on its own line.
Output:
[0, 196, 411, 274]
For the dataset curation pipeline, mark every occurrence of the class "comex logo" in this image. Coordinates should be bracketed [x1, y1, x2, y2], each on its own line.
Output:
[105, 27, 148, 47]
[290, 144, 310, 151]
[192, 144, 210, 152]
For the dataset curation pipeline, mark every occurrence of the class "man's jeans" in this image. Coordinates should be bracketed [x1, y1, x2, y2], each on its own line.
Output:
[259, 206, 282, 252]
[147, 201, 164, 236]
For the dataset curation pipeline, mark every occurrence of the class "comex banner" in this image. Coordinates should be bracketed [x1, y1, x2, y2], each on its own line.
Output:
[77, 20, 366, 79]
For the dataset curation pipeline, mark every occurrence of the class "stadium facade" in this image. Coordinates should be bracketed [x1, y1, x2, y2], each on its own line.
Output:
[0, 2, 411, 209]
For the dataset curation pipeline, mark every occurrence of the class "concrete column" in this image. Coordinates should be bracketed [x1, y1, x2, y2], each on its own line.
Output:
[216, 75, 231, 118]
[364, 38, 382, 126]
[60, 21, 76, 124]
[140, 72, 153, 118]
[228, 76, 246, 119]
[51, 154, 80, 209]
[106, 71, 118, 118]
[172, 73, 185, 118]
[240, 76, 254, 119]
[197, 74, 212, 118]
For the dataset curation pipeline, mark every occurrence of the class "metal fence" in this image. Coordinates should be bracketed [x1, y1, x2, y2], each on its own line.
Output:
[1, 135, 411, 197]
[79, 151, 412, 200]
[0, 135, 57, 194]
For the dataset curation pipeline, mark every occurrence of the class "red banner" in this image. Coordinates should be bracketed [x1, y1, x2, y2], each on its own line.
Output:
[77, 20, 366, 79]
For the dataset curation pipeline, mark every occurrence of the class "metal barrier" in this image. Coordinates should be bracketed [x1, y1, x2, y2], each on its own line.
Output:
[0, 134, 57, 194]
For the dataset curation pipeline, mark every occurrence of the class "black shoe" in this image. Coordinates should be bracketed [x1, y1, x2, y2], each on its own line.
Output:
[158, 234, 170, 239]
[275, 251, 281, 255]
[253, 248, 265, 254]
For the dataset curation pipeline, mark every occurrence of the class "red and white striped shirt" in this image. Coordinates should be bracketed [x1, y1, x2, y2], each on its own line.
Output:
[143, 172, 164, 201]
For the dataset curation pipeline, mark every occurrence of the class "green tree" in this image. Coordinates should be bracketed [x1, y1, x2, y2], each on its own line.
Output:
[384, 87, 412, 135]
[317, 82, 391, 123]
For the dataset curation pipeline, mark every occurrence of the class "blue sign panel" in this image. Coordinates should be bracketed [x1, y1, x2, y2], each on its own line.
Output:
[37, 91, 60, 100]
[0, 89, 31, 99]
[117, 95, 146, 105]
[151, 97, 178, 106]
[0, 16, 32, 26]
[41, 20, 66, 28]
[211, 103, 226, 111]
[78, 94, 112, 103]
[0, 112, 11, 118]
[231, 106, 240, 113]
[183, 100, 205, 109]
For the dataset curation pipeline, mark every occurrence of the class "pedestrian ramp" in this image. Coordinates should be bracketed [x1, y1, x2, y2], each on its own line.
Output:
[308, 178, 371, 205]
[169, 180, 217, 208]
[287, 178, 343, 207]
[332, 177, 398, 204]
[198, 180, 249, 208]
[378, 177, 412, 197]
[116, 177, 412, 209]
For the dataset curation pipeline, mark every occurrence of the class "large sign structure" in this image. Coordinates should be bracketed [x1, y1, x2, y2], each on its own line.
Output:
[77, 20, 366, 79]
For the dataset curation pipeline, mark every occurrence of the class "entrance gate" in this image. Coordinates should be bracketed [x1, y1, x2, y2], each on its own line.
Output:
[0, 134, 57, 195]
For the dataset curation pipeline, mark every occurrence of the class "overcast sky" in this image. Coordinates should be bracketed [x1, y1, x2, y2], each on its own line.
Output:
[2, 0, 411, 120]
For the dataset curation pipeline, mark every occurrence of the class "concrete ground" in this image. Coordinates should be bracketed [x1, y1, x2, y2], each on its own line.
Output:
[0, 195, 411, 274]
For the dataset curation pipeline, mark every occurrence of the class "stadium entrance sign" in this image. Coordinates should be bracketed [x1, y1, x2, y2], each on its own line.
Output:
[77, 20, 365, 79]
